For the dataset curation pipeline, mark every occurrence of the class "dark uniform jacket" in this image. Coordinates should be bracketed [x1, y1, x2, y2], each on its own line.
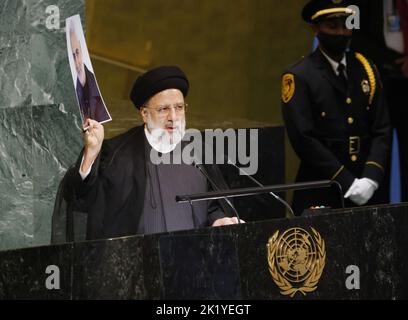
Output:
[281, 49, 392, 214]
[66, 125, 229, 240]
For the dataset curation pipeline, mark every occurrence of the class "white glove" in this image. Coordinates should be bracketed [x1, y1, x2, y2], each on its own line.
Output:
[344, 178, 378, 206]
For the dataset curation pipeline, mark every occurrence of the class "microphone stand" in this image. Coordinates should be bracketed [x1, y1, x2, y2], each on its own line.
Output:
[226, 160, 295, 219]
[176, 180, 345, 214]
[193, 163, 242, 224]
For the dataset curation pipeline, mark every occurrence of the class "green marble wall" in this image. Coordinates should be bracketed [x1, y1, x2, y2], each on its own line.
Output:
[0, 0, 84, 251]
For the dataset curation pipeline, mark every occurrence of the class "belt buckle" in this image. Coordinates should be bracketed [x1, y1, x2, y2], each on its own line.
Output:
[349, 136, 360, 155]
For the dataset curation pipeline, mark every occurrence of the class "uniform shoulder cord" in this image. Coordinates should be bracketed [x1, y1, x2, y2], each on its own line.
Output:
[355, 52, 377, 105]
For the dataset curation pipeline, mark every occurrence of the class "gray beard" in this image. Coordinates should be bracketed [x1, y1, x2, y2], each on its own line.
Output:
[145, 119, 186, 153]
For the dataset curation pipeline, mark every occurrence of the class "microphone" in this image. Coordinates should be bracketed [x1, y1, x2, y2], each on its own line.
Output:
[192, 161, 243, 224]
[226, 159, 295, 219]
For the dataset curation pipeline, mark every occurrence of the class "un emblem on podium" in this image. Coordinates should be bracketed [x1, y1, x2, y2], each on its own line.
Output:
[267, 227, 326, 297]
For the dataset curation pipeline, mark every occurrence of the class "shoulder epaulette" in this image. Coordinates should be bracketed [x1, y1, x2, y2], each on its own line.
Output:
[355, 52, 376, 105]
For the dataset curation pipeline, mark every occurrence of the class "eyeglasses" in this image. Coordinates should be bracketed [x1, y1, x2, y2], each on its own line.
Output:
[143, 103, 188, 117]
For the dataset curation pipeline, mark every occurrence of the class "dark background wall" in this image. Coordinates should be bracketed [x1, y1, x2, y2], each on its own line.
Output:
[87, 0, 313, 219]
[87, 0, 312, 133]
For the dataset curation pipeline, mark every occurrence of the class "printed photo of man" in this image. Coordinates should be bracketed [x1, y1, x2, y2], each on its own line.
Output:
[66, 15, 111, 125]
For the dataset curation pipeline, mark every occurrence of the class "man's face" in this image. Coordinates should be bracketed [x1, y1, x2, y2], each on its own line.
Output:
[312, 17, 352, 37]
[312, 16, 353, 59]
[70, 31, 84, 78]
[141, 88, 186, 144]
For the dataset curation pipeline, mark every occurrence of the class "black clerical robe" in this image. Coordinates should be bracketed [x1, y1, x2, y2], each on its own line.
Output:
[67, 125, 229, 240]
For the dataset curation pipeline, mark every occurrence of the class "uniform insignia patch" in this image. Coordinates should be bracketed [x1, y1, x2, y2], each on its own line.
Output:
[361, 80, 370, 95]
[282, 74, 295, 103]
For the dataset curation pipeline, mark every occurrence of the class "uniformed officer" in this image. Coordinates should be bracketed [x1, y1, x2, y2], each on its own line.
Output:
[281, 0, 392, 215]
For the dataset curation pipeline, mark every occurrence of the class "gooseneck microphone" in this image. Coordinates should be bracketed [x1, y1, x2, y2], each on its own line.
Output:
[192, 161, 242, 224]
[226, 159, 295, 219]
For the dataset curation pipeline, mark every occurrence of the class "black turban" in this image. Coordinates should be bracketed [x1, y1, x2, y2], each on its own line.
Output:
[130, 66, 189, 109]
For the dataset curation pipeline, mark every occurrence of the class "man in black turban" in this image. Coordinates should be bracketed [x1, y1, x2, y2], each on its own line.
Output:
[66, 66, 241, 241]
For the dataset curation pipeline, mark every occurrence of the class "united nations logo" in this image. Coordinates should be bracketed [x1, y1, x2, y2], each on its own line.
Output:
[361, 80, 370, 95]
[267, 227, 326, 297]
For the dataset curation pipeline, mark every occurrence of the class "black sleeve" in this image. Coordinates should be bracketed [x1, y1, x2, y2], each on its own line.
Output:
[66, 142, 110, 212]
[207, 199, 228, 225]
[362, 65, 392, 183]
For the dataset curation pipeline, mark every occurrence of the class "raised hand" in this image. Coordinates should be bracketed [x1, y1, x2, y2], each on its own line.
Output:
[81, 119, 104, 174]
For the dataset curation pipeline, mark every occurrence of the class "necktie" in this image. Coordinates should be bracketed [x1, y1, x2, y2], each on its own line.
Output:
[337, 63, 347, 90]
[396, 0, 408, 54]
